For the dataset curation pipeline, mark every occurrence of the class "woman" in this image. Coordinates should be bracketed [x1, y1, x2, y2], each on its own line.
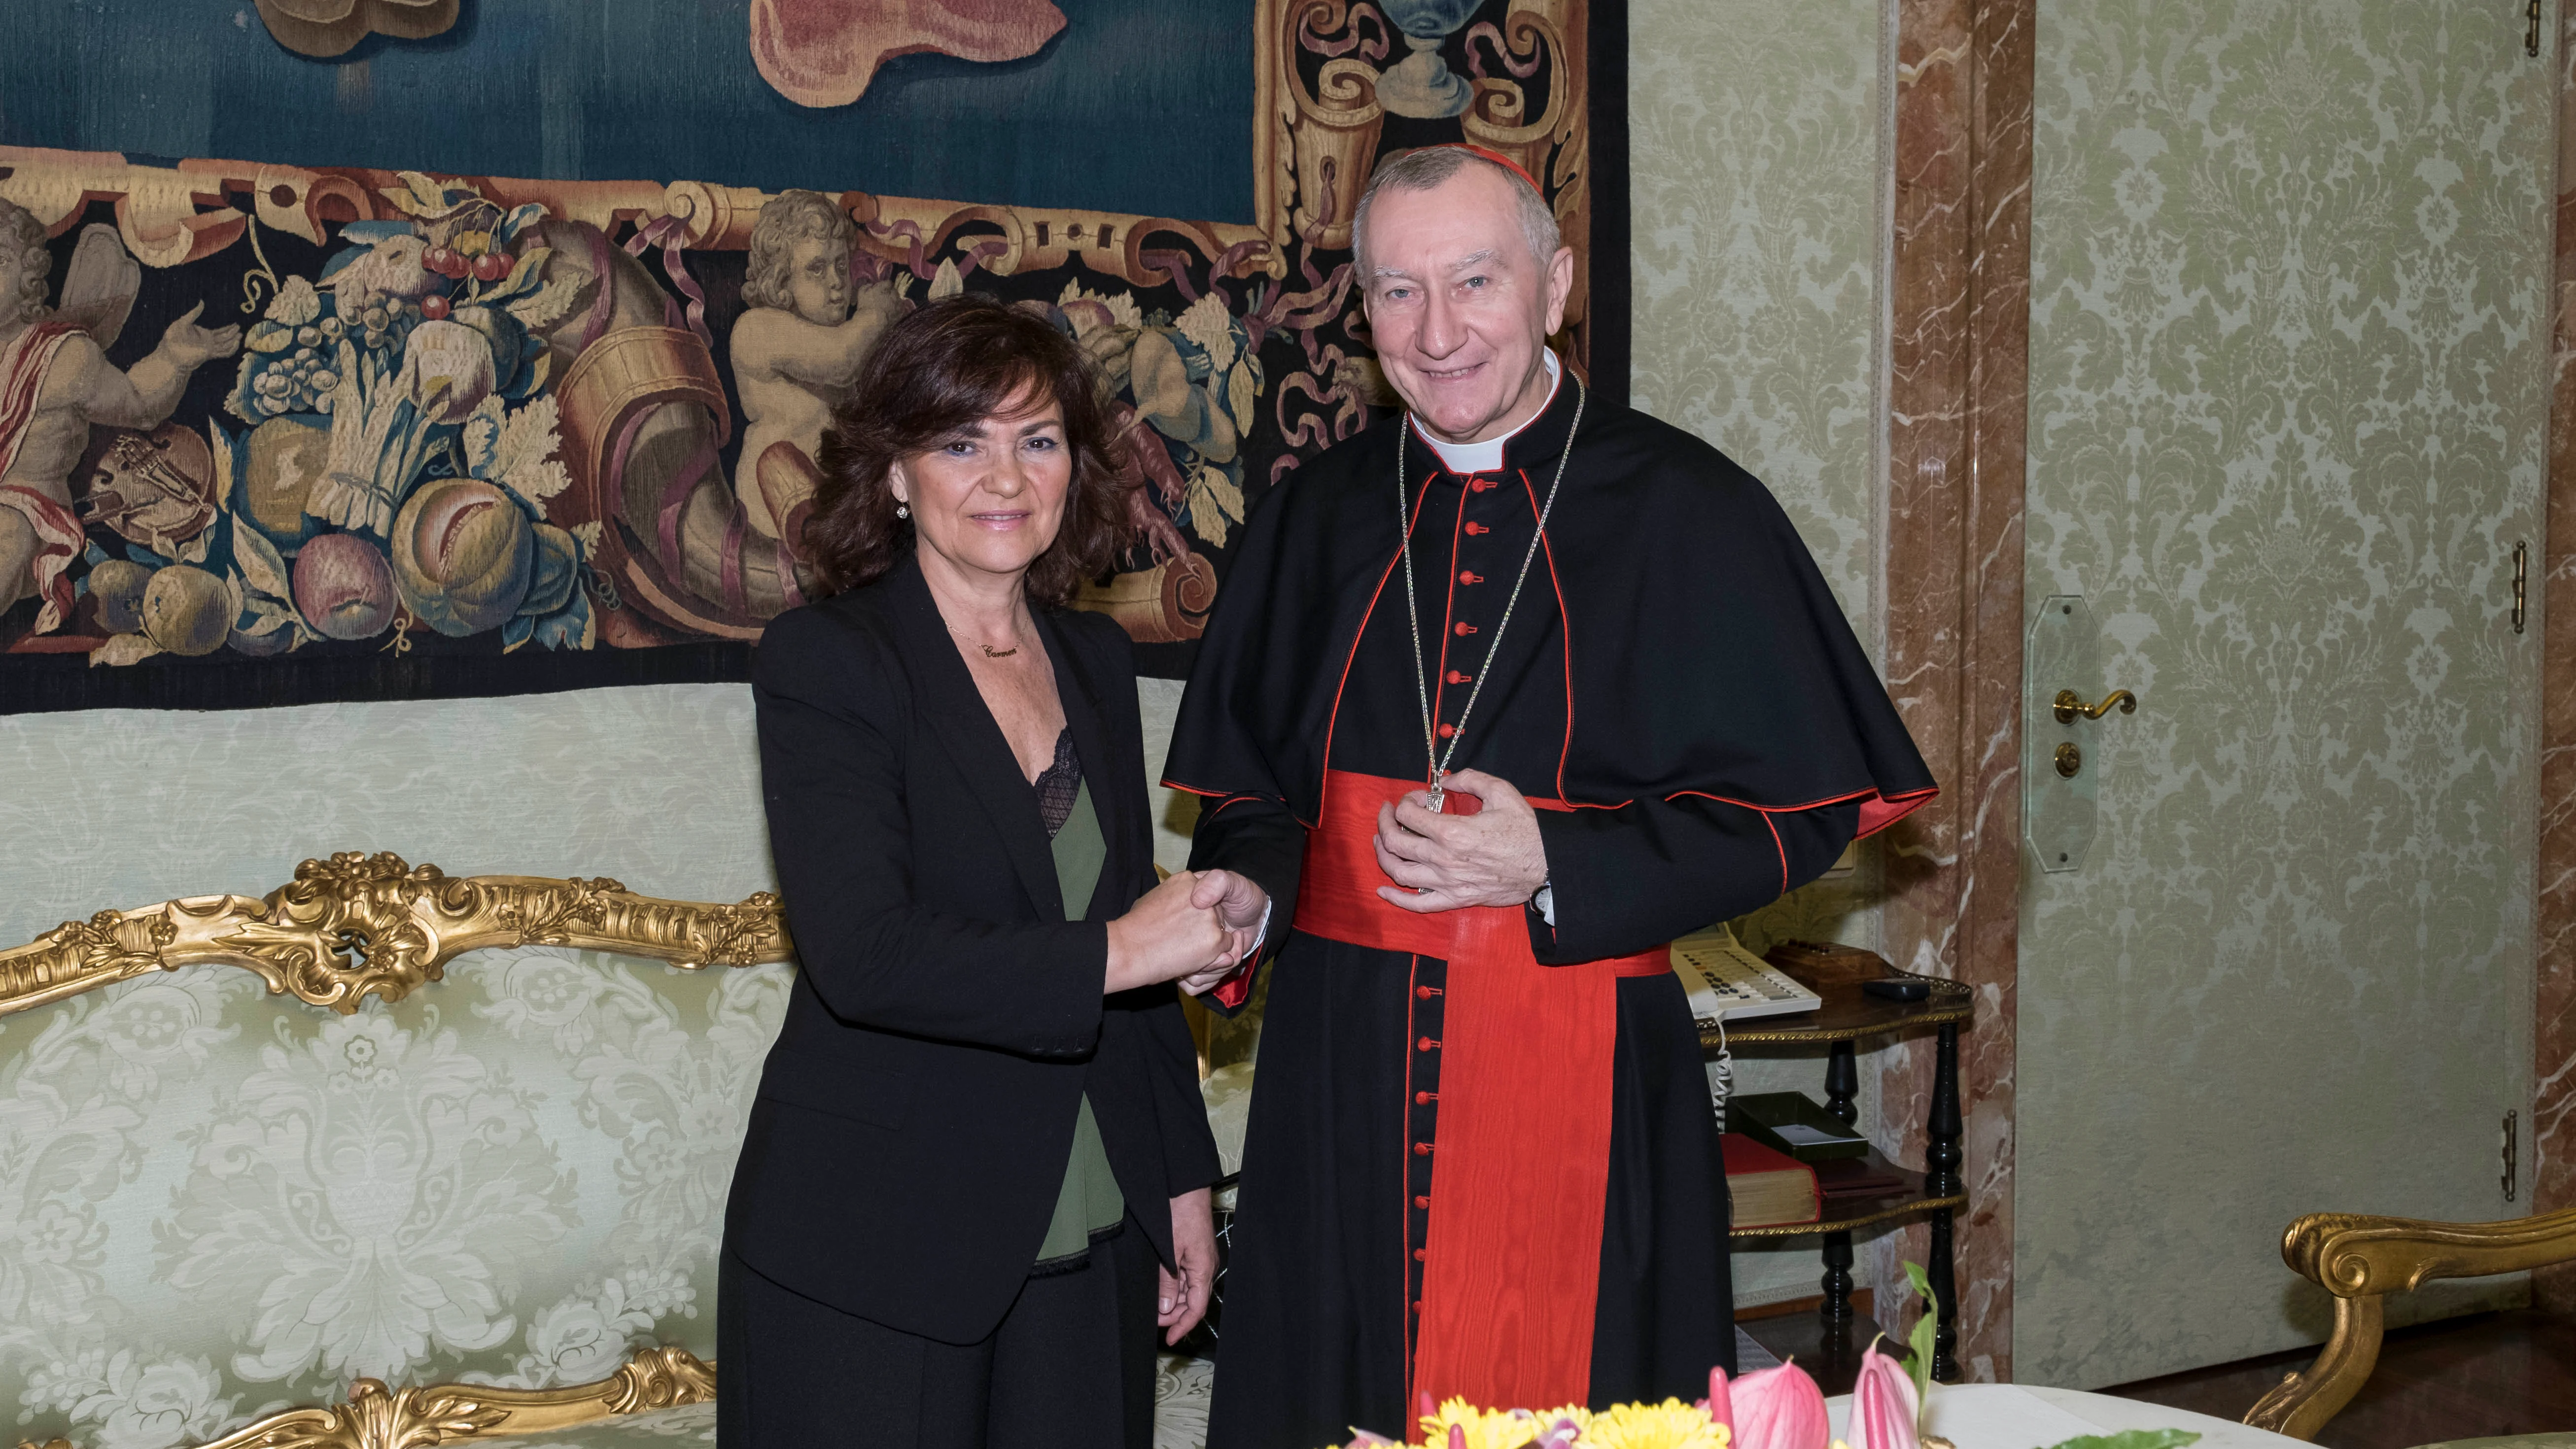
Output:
[721, 295, 1243, 1448]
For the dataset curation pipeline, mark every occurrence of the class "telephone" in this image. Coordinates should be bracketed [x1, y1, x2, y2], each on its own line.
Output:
[1671, 923, 1822, 1128]
[1669, 923, 1823, 1024]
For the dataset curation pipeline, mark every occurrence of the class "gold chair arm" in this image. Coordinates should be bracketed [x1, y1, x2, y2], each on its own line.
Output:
[2283, 1205, 2576, 1296]
[2244, 1295, 2382, 1442]
[2243, 1206, 2576, 1440]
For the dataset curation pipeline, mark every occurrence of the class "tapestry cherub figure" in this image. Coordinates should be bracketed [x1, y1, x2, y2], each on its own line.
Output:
[0, 198, 242, 633]
[728, 189, 902, 555]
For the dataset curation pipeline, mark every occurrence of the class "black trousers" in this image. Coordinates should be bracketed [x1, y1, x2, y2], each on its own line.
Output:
[717, 1219, 1160, 1449]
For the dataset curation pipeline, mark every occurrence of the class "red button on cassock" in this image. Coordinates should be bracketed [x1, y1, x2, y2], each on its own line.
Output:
[1454, 622, 1477, 636]
[1417, 1036, 1440, 1052]
[1464, 521, 1490, 534]
[1445, 670, 1472, 685]
[1470, 479, 1497, 492]
[1415, 1196, 1432, 1209]
[1415, 984, 1442, 999]
[1436, 723, 1457, 739]
[1459, 571, 1484, 585]
[1415, 1090, 1437, 1104]
[1414, 1248, 1428, 1261]
[1413, 1142, 1433, 1156]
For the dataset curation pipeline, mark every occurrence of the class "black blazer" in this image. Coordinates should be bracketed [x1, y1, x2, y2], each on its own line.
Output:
[723, 553, 1222, 1345]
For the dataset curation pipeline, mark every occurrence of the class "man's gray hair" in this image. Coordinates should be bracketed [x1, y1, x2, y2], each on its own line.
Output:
[1352, 146, 1560, 278]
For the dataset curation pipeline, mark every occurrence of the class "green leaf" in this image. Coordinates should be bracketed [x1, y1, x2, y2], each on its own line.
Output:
[2041, 1431, 2201, 1449]
[231, 509, 293, 604]
[481, 246, 554, 306]
[1902, 1260, 1938, 1431]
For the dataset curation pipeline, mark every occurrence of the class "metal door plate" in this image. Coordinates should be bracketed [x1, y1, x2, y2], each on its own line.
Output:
[2026, 595, 2097, 873]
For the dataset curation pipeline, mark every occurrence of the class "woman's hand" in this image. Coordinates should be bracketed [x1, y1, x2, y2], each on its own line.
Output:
[1105, 871, 1233, 993]
[1173, 869, 1270, 996]
[1158, 1185, 1218, 1344]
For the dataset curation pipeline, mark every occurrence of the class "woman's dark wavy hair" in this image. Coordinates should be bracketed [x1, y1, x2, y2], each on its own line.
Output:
[805, 294, 1124, 606]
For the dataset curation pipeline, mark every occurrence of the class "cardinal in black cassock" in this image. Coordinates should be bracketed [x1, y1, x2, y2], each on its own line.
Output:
[1164, 144, 1935, 1449]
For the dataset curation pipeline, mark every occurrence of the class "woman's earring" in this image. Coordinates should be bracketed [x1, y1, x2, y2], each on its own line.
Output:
[896, 502, 910, 519]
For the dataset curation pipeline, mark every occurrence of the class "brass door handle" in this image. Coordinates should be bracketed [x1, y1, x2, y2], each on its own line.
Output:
[2054, 689, 2137, 724]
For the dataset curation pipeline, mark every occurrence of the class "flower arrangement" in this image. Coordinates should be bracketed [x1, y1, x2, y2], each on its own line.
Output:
[1323, 1353, 1847, 1449]
[1323, 1266, 2203, 1449]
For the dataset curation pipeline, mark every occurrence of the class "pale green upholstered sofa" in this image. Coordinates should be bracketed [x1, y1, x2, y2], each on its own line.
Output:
[0, 852, 792, 1449]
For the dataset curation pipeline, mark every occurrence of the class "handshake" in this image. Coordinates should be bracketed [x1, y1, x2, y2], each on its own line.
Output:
[1104, 869, 1268, 998]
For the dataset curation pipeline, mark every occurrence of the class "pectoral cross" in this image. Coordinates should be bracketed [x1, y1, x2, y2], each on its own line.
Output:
[1426, 770, 1447, 814]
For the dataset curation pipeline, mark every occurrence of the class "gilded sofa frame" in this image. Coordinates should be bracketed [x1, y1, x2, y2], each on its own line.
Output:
[1, 852, 795, 1449]
[2244, 1207, 2576, 1440]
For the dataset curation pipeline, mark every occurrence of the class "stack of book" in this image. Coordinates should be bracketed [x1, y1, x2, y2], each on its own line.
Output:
[1721, 1135, 1818, 1227]
[1724, 1092, 1913, 1227]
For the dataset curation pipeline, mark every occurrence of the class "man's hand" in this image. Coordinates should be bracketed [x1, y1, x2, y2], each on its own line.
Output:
[1177, 869, 1269, 995]
[1373, 768, 1549, 914]
[1159, 1186, 1218, 1344]
[156, 303, 242, 369]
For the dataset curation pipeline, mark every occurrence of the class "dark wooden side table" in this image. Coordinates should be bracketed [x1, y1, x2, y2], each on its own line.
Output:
[1711, 948, 1974, 1383]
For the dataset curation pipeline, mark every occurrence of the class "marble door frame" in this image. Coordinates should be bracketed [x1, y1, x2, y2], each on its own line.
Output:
[2533, 0, 2576, 1313]
[1869, 0, 2036, 1382]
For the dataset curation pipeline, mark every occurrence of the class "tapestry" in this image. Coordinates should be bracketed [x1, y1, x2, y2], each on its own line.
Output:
[0, 0, 1622, 712]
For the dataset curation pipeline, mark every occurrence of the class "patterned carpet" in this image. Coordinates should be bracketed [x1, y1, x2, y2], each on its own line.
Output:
[1153, 1355, 1216, 1449]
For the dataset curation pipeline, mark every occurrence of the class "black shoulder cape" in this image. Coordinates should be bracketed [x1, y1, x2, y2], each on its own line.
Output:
[1165, 375, 1937, 829]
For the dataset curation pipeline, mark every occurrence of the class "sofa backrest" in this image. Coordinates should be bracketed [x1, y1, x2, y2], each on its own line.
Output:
[0, 853, 791, 1449]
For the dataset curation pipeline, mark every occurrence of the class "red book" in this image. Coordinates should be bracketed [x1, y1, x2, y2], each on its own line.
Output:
[1723, 1133, 1821, 1227]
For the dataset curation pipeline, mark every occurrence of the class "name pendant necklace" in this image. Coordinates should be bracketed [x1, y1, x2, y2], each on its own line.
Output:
[1394, 373, 1587, 813]
[945, 620, 1019, 658]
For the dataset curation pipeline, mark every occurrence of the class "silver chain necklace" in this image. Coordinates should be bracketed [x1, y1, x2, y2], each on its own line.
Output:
[1394, 373, 1587, 812]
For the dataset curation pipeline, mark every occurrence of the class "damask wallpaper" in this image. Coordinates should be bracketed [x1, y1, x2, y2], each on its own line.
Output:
[2019, 0, 2551, 1387]
[0, 685, 771, 949]
[1629, 0, 1894, 1305]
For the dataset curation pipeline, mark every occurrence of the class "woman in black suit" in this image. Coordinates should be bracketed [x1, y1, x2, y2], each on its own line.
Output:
[720, 296, 1250, 1449]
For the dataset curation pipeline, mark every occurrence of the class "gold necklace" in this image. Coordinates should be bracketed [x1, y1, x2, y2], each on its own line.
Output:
[1394, 374, 1587, 812]
[944, 619, 1021, 659]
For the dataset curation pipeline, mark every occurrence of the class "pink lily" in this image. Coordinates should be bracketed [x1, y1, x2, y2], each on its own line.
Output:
[1727, 1360, 1831, 1449]
[1700, 1365, 1736, 1432]
[1851, 1340, 1922, 1449]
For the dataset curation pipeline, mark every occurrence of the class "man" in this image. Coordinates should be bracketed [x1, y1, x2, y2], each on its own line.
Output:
[0, 198, 240, 632]
[1166, 146, 1936, 1445]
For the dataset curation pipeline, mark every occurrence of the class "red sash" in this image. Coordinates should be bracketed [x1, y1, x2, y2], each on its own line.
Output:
[1295, 769, 1669, 1413]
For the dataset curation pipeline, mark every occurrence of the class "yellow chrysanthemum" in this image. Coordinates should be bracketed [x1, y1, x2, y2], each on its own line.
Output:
[1578, 1398, 1729, 1449]
[1415, 1397, 1548, 1449]
[1534, 1406, 1595, 1437]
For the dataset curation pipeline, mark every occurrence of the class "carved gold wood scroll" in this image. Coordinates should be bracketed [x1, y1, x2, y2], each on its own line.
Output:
[0, 152, 1282, 287]
[0, 852, 792, 1021]
[2243, 1206, 2576, 1440]
[13, 1344, 715, 1449]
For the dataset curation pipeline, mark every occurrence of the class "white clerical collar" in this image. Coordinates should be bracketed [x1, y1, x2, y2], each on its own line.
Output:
[1413, 349, 1561, 475]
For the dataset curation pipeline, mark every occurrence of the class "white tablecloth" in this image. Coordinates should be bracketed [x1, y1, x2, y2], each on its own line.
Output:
[1826, 1383, 2303, 1449]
